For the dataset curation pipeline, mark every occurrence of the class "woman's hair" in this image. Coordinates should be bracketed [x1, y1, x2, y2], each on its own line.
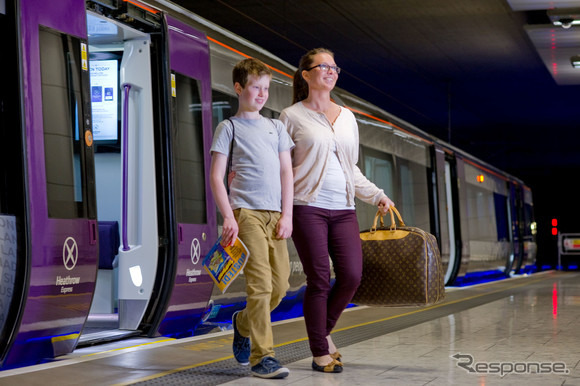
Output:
[292, 48, 335, 103]
[232, 57, 272, 88]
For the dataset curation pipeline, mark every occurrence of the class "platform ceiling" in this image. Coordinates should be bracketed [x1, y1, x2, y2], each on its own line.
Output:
[172, 0, 580, 236]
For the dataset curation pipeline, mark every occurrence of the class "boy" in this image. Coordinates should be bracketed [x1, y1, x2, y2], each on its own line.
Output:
[209, 58, 294, 379]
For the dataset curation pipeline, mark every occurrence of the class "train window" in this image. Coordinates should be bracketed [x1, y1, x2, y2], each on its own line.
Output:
[523, 203, 535, 237]
[39, 27, 90, 219]
[362, 148, 395, 198]
[466, 183, 497, 242]
[173, 73, 207, 224]
[260, 107, 279, 119]
[357, 146, 395, 228]
[211, 90, 237, 133]
[494, 193, 510, 241]
[210, 90, 280, 132]
[397, 158, 430, 230]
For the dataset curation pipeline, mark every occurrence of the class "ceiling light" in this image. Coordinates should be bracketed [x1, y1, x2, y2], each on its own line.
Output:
[553, 18, 580, 29]
[547, 8, 580, 29]
[571, 55, 580, 69]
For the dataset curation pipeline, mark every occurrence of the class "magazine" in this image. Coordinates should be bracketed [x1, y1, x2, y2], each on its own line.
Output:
[202, 236, 249, 293]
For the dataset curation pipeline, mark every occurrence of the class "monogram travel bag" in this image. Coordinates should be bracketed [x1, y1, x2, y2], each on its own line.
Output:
[352, 207, 445, 307]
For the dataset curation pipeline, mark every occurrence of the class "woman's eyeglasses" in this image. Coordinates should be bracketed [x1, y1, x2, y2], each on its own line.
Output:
[305, 63, 341, 74]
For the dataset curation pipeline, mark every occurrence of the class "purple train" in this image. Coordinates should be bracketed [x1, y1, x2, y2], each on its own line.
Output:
[0, 0, 537, 369]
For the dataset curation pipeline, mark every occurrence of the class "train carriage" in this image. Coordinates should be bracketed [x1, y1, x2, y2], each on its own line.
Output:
[0, 0, 536, 369]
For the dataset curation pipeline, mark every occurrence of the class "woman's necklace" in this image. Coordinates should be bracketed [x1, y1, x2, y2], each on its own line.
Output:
[325, 104, 340, 126]
[304, 100, 340, 125]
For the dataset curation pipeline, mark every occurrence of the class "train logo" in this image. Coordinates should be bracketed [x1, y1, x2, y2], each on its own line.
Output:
[62, 237, 78, 271]
[191, 238, 201, 265]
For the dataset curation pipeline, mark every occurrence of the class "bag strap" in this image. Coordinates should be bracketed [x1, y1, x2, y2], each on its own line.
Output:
[224, 117, 275, 193]
[226, 118, 236, 193]
[371, 206, 405, 232]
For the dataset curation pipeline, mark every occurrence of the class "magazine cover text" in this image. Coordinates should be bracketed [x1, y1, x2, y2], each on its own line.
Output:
[202, 236, 249, 293]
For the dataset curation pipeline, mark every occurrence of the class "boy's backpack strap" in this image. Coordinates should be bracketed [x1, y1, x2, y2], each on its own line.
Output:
[226, 118, 236, 193]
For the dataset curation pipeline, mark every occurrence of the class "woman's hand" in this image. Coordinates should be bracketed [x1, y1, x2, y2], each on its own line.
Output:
[377, 196, 395, 216]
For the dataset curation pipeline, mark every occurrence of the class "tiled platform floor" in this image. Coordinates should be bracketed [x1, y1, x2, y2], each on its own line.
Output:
[1, 271, 578, 385]
[224, 272, 580, 385]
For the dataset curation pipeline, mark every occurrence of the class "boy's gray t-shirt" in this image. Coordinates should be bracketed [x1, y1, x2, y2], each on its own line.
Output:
[210, 116, 294, 212]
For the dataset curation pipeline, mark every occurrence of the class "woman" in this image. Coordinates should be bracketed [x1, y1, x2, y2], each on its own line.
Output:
[279, 48, 394, 373]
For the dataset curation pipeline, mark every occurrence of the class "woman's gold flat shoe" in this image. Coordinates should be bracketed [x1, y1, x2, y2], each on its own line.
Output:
[312, 358, 343, 373]
[330, 351, 342, 363]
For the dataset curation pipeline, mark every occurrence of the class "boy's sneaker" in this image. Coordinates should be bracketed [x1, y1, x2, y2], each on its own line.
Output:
[251, 356, 289, 379]
[232, 311, 250, 365]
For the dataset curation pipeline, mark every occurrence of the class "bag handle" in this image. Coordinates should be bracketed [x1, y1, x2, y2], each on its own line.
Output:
[371, 206, 405, 232]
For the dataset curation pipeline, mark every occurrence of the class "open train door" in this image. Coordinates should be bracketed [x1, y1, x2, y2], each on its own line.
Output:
[79, 1, 216, 343]
[2, 0, 98, 368]
[81, 1, 172, 343]
[153, 15, 217, 337]
[432, 146, 463, 285]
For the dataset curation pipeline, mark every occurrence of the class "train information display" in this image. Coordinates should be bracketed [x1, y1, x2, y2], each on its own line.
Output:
[89, 59, 118, 141]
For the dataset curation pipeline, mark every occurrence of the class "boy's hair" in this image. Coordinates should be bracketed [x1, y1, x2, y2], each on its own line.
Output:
[293, 48, 334, 104]
[232, 58, 272, 88]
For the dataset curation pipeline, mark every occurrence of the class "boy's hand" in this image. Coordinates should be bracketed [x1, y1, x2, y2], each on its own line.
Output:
[275, 214, 292, 240]
[221, 216, 239, 247]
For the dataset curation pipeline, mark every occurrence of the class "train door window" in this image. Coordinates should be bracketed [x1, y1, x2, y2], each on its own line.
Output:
[0, 5, 21, 216]
[493, 192, 509, 241]
[209, 89, 236, 226]
[39, 26, 90, 219]
[173, 73, 206, 224]
[211, 89, 237, 133]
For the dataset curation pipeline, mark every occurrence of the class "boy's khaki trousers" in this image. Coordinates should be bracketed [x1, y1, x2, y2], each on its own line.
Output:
[234, 208, 290, 366]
